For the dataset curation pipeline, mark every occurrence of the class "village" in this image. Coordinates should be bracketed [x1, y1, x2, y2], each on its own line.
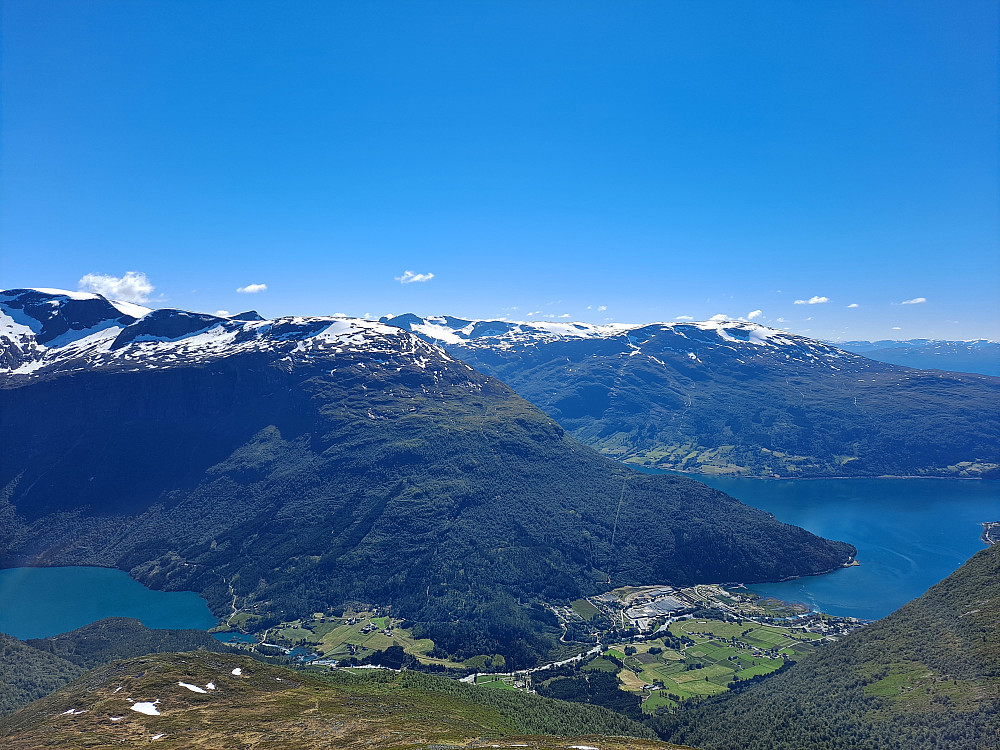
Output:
[212, 582, 865, 713]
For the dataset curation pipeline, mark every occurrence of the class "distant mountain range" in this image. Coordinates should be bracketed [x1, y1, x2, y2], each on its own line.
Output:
[0, 289, 854, 667]
[384, 314, 1000, 478]
[836, 338, 1000, 377]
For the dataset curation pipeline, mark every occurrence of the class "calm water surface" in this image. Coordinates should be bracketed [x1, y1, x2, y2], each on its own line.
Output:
[683, 476, 999, 620]
[0, 566, 217, 639]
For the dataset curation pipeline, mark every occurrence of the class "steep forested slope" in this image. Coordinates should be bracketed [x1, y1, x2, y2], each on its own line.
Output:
[651, 544, 1000, 750]
[386, 315, 1000, 478]
[0, 634, 84, 716]
[1, 289, 854, 667]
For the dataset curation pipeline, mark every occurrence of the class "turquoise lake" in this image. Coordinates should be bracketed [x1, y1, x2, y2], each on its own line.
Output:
[0, 566, 217, 639]
[0, 480, 996, 638]
[683, 476, 999, 620]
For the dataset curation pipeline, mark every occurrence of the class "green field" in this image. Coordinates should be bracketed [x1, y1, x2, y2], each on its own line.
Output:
[269, 611, 464, 668]
[474, 675, 519, 691]
[570, 598, 600, 621]
[582, 657, 619, 673]
[596, 618, 821, 712]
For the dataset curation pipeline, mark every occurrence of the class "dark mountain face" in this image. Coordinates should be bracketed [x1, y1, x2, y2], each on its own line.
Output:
[651, 543, 1000, 750]
[384, 315, 1000, 478]
[1, 290, 854, 667]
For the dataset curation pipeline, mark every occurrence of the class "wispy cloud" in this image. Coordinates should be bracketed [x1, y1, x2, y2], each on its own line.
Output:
[557, 313, 570, 318]
[597, 305, 607, 311]
[395, 271, 435, 284]
[78, 271, 154, 303]
[892, 326, 902, 330]
[846, 303, 859, 308]
[747, 309, 763, 320]
[237, 283, 268, 294]
[776, 317, 787, 323]
[675, 315, 694, 321]
[794, 296, 829, 305]
[900, 297, 926, 305]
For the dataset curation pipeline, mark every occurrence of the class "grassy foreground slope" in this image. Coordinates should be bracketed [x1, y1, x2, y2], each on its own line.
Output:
[0, 618, 227, 717]
[651, 544, 1000, 750]
[0, 652, 682, 750]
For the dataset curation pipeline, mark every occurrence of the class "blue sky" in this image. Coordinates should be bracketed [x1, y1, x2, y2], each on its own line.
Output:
[2, 1, 997, 341]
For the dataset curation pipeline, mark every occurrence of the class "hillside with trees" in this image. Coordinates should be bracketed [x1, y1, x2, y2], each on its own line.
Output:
[650, 544, 1000, 749]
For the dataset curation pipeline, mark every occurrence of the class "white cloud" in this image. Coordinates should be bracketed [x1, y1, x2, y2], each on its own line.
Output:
[597, 305, 607, 311]
[395, 271, 434, 284]
[78, 271, 154, 303]
[215, 310, 231, 317]
[557, 313, 570, 318]
[794, 296, 829, 305]
[846, 303, 859, 308]
[332, 312, 349, 318]
[892, 326, 902, 330]
[675, 315, 694, 321]
[747, 309, 763, 320]
[776, 317, 787, 323]
[237, 283, 268, 294]
[709, 313, 728, 322]
[900, 297, 926, 305]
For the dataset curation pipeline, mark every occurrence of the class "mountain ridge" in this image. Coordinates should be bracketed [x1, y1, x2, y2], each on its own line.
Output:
[383, 313, 1000, 478]
[0, 289, 855, 668]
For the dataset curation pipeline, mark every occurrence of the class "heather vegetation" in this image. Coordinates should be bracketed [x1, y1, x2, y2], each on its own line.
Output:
[0, 652, 674, 749]
[0, 618, 225, 716]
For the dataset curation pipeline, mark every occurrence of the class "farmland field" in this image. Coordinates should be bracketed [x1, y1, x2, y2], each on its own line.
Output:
[596, 618, 822, 712]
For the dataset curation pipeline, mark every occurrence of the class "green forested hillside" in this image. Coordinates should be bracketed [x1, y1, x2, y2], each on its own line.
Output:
[25, 617, 225, 668]
[0, 633, 83, 716]
[651, 544, 1000, 749]
[0, 651, 681, 749]
[1, 348, 854, 668]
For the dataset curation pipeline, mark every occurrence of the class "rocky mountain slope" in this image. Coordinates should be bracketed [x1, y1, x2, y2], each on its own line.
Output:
[0, 652, 679, 749]
[384, 314, 1000, 478]
[651, 544, 1000, 750]
[0, 289, 855, 667]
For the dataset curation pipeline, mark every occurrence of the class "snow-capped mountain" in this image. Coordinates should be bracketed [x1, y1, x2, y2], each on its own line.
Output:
[0, 287, 857, 666]
[0, 288, 459, 382]
[383, 314, 1000, 478]
[382, 313, 877, 370]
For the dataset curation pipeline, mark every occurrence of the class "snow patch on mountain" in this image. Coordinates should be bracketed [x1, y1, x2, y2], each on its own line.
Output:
[0, 289, 455, 382]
